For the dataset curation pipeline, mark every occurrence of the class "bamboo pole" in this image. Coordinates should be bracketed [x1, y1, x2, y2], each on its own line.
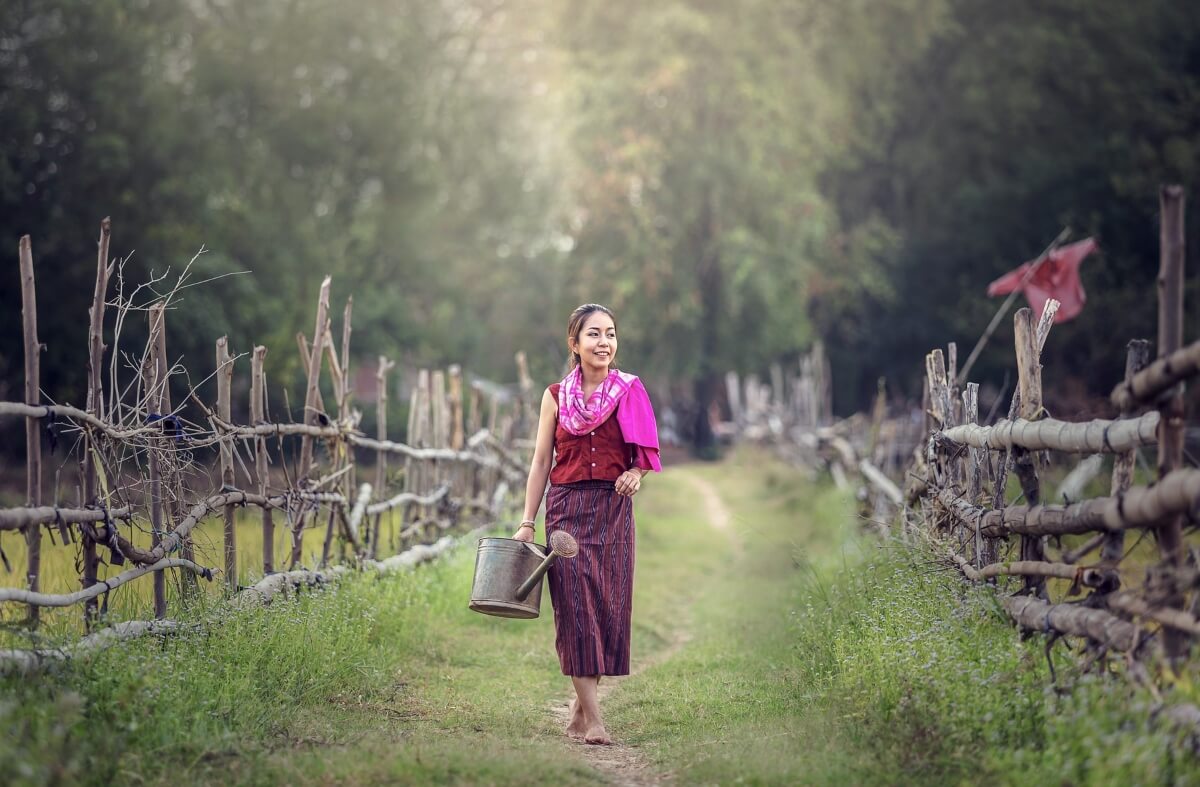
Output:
[146, 303, 168, 617]
[1156, 184, 1188, 664]
[934, 469, 1200, 537]
[82, 217, 111, 627]
[1111, 338, 1200, 411]
[1101, 340, 1152, 566]
[1001, 595, 1139, 653]
[19, 235, 42, 624]
[940, 412, 1159, 454]
[216, 337, 236, 589]
[251, 346, 273, 574]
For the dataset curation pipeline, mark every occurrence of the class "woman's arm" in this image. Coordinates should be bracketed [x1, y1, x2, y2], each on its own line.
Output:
[512, 388, 558, 540]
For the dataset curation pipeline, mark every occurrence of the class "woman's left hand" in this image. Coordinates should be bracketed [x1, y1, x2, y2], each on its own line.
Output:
[615, 469, 643, 497]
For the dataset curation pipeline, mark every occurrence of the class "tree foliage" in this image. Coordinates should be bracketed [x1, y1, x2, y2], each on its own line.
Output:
[2, 0, 1196, 439]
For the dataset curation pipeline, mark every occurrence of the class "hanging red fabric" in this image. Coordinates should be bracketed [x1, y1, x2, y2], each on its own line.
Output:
[986, 238, 1097, 323]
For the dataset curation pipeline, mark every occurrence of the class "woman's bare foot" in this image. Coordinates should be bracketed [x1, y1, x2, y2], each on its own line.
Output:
[583, 723, 612, 745]
[565, 700, 587, 739]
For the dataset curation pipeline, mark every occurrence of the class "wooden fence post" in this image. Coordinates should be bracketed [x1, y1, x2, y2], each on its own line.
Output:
[1156, 184, 1188, 664]
[292, 277, 331, 568]
[339, 296, 354, 495]
[371, 356, 395, 559]
[449, 365, 464, 451]
[216, 337, 236, 589]
[1101, 340, 1151, 567]
[82, 218, 111, 627]
[297, 276, 331, 483]
[19, 235, 42, 625]
[962, 382, 988, 566]
[145, 303, 168, 617]
[515, 351, 534, 439]
[251, 346, 273, 574]
[1012, 307, 1045, 596]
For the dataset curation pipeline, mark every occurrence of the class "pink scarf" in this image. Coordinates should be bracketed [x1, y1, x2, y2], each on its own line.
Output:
[557, 367, 662, 472]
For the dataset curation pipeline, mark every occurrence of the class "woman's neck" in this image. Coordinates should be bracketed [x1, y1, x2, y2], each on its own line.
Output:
[579, 364, 609, 389]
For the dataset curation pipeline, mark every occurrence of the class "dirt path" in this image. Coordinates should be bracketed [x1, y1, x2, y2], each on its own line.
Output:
[549, 468, 739, 786]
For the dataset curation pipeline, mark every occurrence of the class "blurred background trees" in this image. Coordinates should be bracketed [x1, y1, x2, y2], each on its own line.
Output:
[2, 0, 1197, 446]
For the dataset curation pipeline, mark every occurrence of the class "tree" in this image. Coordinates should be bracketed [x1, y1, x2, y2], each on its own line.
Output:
[558, 0, 834, 450]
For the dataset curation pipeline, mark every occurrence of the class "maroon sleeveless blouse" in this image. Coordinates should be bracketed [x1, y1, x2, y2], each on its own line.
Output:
[548, 382, 634, 484]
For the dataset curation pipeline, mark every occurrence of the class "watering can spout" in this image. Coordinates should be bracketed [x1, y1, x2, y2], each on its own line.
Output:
[514, 530, 578, 601]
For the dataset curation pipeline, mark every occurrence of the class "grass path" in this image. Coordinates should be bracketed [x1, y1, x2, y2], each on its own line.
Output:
[9, 449, 1188, 785]
[547, 466, 744, 785]
[3, 450, 812, 785]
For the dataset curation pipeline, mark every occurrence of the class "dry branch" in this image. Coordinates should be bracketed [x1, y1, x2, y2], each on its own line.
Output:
[0, 559, 213, 607]
[111, 490, 340, 565]
[948, 550, 1116, 588]
[0, 505, 132, 532]
[1001, 595, 1140, 652]
[0, 620, 186, 675]
[0, 402, 157, 440]
[859, 460, 903, 506]
[363, 534, 460, 575]
[234, 566, 349, 606]
[347, 482, 372, 543]
[941, 411, 1159, 454]
[366, 483, 450, 516]
[1107, 593, 1200, 636]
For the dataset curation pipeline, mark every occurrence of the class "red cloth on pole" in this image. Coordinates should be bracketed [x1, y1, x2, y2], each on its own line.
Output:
[986, 238, 1097, 323]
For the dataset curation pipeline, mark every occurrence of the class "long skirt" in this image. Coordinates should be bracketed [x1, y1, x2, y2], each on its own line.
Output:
[545, 480, 636, 677]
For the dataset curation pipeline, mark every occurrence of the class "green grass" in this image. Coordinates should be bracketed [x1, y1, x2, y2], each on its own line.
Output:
[2, 449, 1197, 785]
[608, 452, 1198, 785]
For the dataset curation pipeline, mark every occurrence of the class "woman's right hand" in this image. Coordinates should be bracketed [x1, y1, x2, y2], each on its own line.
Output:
[512, 524, 535, 542]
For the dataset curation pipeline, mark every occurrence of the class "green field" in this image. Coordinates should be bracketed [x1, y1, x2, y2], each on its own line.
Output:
[1, 449, 1195, 785]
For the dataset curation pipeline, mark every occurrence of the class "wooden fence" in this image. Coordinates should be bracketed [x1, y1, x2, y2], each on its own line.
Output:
[727, 186, 1200, 715]
[911, 185, 1199, 690]
[1, 220, 529, 670]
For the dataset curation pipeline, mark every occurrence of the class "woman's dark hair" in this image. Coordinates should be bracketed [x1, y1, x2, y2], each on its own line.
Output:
[567, 303, 617, 368]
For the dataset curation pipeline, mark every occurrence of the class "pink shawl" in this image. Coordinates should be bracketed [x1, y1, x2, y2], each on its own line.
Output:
[557, 367, 662, 472]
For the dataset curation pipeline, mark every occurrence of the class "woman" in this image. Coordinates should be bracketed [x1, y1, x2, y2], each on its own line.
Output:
[512, 303, 661, 745]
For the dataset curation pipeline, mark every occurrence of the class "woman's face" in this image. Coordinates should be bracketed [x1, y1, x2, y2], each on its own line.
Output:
[570, 311, 617, 372]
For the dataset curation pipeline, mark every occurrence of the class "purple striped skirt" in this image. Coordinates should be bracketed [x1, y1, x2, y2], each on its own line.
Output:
[545, 480, 635, 677]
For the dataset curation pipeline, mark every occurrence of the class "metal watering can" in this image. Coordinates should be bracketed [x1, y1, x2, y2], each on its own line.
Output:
[468, 530, 579, 619]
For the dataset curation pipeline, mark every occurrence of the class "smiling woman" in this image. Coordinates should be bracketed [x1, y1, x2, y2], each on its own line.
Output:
[511, 303, 662, 746]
